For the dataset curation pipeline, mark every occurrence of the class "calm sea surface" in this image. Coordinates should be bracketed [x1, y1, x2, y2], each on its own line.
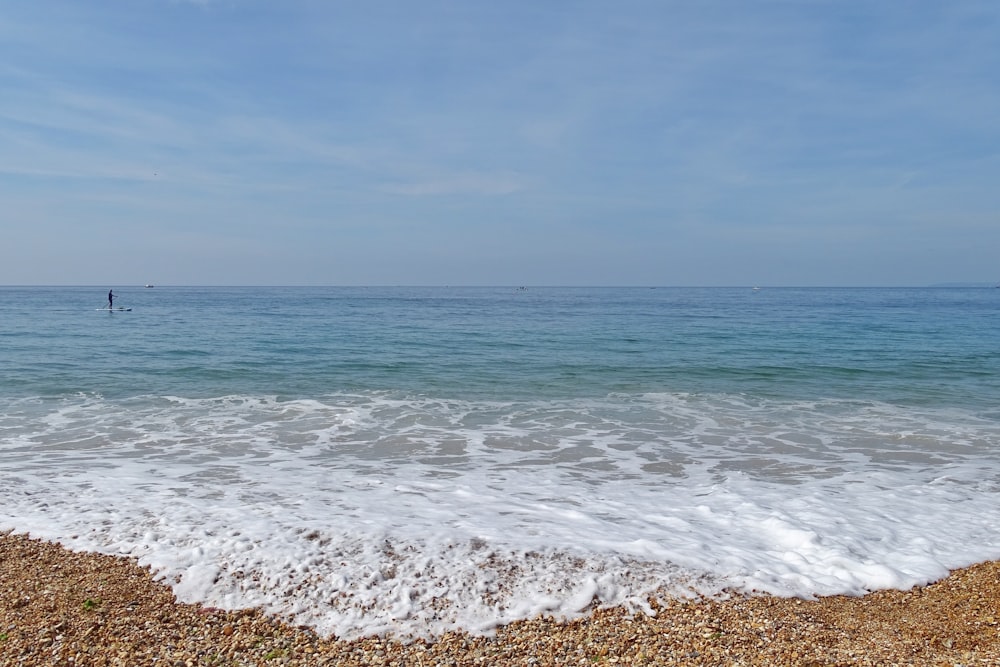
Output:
[2, 286, 999, 637]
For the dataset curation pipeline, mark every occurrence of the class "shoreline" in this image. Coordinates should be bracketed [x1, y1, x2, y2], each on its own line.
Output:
[2, 532, 998, 666]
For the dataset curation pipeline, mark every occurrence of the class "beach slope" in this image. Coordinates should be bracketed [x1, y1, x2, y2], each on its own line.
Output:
[2, 532, 998, 666]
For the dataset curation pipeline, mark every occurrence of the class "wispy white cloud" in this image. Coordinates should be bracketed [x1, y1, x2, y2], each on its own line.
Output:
[381, 171, 526, 197]
[1, 1, 998, 285]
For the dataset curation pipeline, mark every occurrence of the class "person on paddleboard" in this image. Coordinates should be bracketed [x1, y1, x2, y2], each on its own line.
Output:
[108, 289, 115, 309]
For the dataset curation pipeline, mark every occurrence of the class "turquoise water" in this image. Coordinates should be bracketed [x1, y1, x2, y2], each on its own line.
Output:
[4, 286, 998, 405]
[1, 285, 999, 638]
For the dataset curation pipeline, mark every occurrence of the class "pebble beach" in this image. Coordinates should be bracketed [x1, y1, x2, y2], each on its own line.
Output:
[5, 287, 1000, 664]
[3, 532, 998, 667]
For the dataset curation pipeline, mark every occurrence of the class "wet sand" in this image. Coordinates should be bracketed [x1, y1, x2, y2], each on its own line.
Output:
[2, 531, 998, 666]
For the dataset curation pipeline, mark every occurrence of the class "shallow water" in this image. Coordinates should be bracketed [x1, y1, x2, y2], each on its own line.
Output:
[1, 286, 998, 637]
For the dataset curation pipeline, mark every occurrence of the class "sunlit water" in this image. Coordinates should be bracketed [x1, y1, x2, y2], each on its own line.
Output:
[2, 286, 999, 638]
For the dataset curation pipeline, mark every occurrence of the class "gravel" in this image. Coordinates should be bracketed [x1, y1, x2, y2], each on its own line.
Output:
[2, 531, 998, 666]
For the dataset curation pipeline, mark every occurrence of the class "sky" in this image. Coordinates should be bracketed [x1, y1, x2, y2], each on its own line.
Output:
[1, 1, 998, 286]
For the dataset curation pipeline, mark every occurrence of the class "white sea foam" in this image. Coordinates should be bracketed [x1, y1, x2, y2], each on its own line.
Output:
[2, 392, 999, 639]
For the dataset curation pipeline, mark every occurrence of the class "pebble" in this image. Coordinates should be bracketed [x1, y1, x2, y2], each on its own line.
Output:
[2, 531, 1000, 665]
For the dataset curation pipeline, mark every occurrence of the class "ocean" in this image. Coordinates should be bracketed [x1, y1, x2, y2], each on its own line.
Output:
[1, 285, 998, 638]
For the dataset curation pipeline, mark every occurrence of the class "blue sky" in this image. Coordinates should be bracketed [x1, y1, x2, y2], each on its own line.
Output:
[2, 1, 998, 286]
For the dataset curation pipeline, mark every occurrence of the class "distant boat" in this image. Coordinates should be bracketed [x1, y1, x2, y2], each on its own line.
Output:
[145, 284, 154, 288]
[752, 286, 761, 292]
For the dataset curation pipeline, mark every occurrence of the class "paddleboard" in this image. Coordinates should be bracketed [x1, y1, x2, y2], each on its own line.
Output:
[96, 307, 132, 311]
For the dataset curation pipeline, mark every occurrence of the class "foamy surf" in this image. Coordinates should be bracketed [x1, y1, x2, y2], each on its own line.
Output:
[2, 391, 999, 639]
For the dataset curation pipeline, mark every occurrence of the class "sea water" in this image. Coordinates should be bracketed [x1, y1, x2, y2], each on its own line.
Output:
[1, 286, 998, 638]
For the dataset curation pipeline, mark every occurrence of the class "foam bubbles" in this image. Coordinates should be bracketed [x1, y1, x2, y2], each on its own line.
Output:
[1, 391, 999, 638]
